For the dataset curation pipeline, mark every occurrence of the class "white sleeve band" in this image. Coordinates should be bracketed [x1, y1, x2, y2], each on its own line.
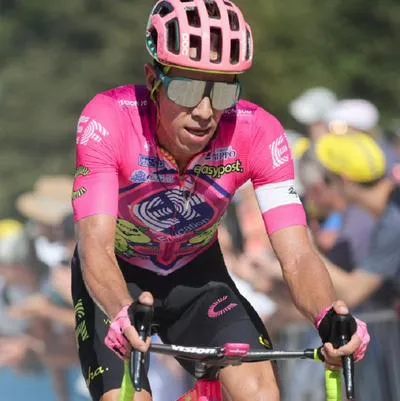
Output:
[255, 179, 302, 214]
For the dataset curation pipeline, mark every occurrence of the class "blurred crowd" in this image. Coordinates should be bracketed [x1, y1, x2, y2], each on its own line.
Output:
[0, 88, 399, 401]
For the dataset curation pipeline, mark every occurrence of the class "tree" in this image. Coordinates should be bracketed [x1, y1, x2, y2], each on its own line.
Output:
[0, 0, 399, 216]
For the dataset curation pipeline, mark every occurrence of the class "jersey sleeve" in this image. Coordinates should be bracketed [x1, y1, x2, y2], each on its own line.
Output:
[249, 108, 307, 235]
[73, 94, 121, 222]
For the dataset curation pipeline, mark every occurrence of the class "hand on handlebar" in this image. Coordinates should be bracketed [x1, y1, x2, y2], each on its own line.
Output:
[125, 292, 153, 353]
[316, 300, 370, 369]
[104, 292, 154, 360]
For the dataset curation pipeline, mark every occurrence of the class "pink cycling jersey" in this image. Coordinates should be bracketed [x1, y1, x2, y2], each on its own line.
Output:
[73, 85, 306, 275]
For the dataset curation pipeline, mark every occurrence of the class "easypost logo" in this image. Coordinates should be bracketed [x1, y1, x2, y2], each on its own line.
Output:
[193, 160, 243, 179]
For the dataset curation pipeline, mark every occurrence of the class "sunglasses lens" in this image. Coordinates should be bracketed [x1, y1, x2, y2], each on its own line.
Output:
[166, 77, 240, 110]
[211, 82, 240, 110]
[167, 79, 206, 108]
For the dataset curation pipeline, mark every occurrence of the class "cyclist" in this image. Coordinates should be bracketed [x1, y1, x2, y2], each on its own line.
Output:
[71, 1, 370, 400]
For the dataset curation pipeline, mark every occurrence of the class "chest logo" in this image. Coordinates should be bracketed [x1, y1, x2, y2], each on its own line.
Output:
[193, 160, 243, 179]
[133, 190, 214, 237]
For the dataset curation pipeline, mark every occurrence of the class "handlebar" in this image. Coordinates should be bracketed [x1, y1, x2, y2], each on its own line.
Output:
[149, 342, 316, 363]
[124, 303, 356, 400]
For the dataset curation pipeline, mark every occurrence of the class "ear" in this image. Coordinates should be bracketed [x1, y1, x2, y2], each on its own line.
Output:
[144, 63, 157, 91]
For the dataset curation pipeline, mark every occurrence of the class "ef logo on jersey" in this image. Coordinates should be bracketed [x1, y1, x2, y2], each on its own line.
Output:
[133, 189, 214, 238]
[270, 135, 289, 169]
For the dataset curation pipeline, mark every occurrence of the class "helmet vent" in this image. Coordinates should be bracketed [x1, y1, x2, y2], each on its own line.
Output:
[224, 1, 233, 6]
[230, 39, 239, 64]
[166, 19, 180, 54]
[210, 27, 222, 63]
[228, 10, 239, 31]
[190, 35, 202, 61]
[147, 27, 158, 54]
[245, 28, 251, 60]
[205, 0, 221, 19]
[153, 1, 174, 17]
[187, 7, 201, 27]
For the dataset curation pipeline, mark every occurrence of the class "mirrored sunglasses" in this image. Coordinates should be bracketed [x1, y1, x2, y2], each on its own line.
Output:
[156, 70, 241, 111]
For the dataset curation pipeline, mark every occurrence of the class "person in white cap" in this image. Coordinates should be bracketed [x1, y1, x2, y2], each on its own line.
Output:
[325, 99, 400, 181]
[289, 87, 338, 141]
[324, 99, 380, 135]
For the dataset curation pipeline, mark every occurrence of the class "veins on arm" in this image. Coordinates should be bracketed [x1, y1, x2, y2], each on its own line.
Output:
[269, 226, 337, 322]
[77, 215, 133, 319]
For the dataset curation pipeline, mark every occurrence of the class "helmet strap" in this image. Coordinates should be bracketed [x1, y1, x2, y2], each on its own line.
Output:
[150, 63, 171, 104]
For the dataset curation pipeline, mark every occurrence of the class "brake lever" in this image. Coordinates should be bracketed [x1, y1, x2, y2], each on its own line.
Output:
[331, 313, 357, 399]
[128, 303, 153, 391]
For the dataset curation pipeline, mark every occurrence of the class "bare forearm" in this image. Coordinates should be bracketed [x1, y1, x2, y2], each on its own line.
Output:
[323, 258, 382, 308]
[282, 250, 337, 323]
[45, 305, 75, 328]
[79, 243, 133, 319]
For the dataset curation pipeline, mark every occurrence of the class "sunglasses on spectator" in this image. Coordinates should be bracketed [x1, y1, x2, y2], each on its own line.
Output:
[155, 68, 241, 111]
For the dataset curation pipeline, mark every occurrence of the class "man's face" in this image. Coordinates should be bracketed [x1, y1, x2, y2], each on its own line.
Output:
[145, 64, 236, 161]
[306, 180, 337, 210]
[308, 121, 329, 141]
[325, 173, 347, 197]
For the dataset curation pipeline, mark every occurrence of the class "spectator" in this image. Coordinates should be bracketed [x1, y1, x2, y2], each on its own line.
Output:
[298, 147, 376, 270]
[385, 119, 400, 183]
[16, 175, 73, 270]
[0, 218, 44, 372]
[10, 176, 78, 401]
[324, 99, 379, 135]
[289, 87, 337, 141]
[324, 99, 400, 180]
[314, 131, 400, 309]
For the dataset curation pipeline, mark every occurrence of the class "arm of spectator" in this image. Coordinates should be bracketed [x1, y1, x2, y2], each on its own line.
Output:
[219, 225, 275, 294]
[323, 262, 382, 308]
[315, 212, 342, 252]
[0, 335, 45, 368]
[51, 267, 73, 306]
[323, 205, 400, 308]
[8, 294, 75, 327]
[0, 264, 38, 288]
[249, 222, 391, 310]
[242, 251, 283, 282]
[258, 235, 384, 309]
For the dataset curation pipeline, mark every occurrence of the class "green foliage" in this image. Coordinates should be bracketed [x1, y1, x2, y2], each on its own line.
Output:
[0, 0, 399, 216]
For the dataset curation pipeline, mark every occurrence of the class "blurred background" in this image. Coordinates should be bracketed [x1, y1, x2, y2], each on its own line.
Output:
[0, 0, 399, 400]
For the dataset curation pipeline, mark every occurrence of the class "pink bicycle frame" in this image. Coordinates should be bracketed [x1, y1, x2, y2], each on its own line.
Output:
[177, 379, 223, 401]
[177, 343, 250, 401]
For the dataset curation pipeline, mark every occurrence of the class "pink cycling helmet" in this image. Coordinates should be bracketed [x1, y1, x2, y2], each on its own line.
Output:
[146, 0, 253, 73]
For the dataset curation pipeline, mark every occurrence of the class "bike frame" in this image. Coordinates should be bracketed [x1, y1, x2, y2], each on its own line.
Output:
[175, 343, 250, 401]
[177, 379, 223, 401]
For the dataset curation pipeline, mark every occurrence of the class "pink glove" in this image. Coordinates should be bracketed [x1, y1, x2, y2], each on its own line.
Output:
[315, 305, 370, 362]
[104, 305, 132, 360]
